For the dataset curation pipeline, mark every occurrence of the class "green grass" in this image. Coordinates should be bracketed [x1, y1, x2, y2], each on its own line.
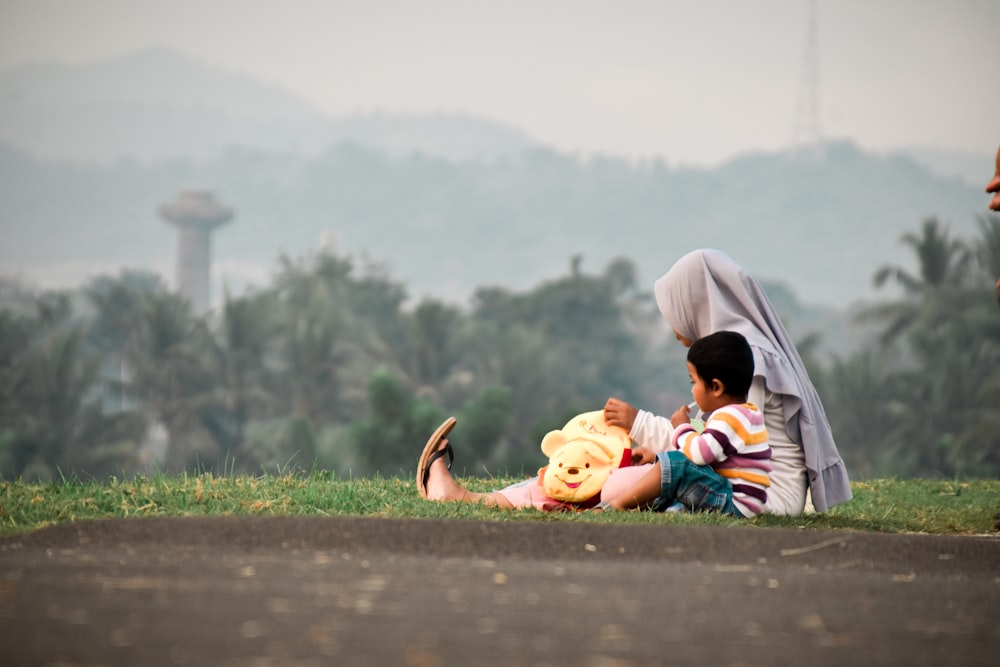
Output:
[1, 472, 997, 537]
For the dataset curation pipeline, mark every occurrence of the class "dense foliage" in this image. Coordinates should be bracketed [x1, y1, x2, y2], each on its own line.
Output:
[2, 215, 998, 481]
[822, 215, 1000, 478]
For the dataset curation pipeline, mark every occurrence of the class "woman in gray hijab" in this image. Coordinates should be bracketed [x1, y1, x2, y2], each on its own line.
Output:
[604, 248, 851, 514]
[418, 249, 851, 515]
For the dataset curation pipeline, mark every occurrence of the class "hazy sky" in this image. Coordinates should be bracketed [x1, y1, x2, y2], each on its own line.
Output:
[0, 0, 997, 166]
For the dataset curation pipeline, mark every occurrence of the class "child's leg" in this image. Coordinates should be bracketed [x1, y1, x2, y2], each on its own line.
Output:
[602, 460, 665, 510]
[600, 452, 739, 516]
[600, 464, 654, 501]
[654, 451, 739, 516]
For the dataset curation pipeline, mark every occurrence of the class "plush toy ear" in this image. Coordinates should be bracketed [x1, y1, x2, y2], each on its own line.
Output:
[540, 431, 569, 457]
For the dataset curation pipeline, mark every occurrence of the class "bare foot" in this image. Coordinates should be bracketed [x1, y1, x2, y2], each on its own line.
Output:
[417, 417, 514, 507]
[424, 439, 473, 501]
[423, 438, 514, 508]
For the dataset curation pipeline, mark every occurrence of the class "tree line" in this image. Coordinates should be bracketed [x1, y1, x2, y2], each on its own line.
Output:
[815, 215, 1000, 479]
[2, 214, 998, 481]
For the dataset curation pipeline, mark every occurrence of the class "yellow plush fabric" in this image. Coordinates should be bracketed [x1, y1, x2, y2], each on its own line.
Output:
[537, 411, 632, 503]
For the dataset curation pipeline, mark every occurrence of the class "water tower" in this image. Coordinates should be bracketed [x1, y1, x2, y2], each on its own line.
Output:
[159, 189, 233, 312]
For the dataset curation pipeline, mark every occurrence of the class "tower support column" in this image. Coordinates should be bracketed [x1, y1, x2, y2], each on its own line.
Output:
[159, 190, 233, 313]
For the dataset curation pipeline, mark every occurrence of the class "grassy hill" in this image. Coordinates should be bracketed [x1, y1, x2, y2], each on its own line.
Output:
[2, 473, 997, 537]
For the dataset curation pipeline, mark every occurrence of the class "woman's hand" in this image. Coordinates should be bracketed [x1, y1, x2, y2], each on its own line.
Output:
[670, 404, 691, 428]
[630, 446, 658, 465]
[604, 397, 639, 431]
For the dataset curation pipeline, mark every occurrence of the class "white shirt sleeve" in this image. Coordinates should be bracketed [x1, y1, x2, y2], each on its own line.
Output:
[629, 409, 676, 452]
[748, 375, 766, 411]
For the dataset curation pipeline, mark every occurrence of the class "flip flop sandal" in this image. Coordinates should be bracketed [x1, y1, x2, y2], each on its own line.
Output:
[417, 417, 458, 499]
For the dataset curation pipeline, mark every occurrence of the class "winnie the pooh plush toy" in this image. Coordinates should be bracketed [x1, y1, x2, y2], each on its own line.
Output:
[536, 410, 632, 505]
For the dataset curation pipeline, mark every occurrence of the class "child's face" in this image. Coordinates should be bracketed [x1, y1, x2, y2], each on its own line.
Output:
[686, 361, 726, 413]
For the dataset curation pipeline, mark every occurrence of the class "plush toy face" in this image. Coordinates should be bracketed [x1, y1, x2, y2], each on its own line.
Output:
[542, 439, 618, 502]
[538, 411, 631, 503]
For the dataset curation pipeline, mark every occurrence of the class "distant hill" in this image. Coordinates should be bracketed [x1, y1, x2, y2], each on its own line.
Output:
[0, 47, 537, 162]
[1, 46, 989, 179]
[899, 145, 996, 188]
[0, 138, 987, 310]
[0, 47, 992, 315]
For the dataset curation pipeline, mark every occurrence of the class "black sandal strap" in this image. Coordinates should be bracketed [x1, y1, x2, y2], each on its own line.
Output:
[422, 442, 454, 489]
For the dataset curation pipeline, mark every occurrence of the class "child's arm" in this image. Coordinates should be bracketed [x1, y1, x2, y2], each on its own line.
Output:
[670, 404, 691, 427]
[672, 405, 760, 466]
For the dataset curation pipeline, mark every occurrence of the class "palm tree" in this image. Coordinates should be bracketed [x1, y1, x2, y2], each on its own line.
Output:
[0, 324, 96, 477]
[0, 296, 145, 479]
[211, 288, 281, 463]
[848, 216, 1000, 477]
[920, 315, 1000, 477]
[85, 271, 165, 353]
[350, 368, 444, 476]
[1, 294, 81, 478]
[271, 254, 352, 425]
[815, 351, 911, 478]
[973, 214, 1000, 307]
[404, 299, 461, 396]
[858, 217, 972, 346]
[973, 214, 1000, 279]
[270, 251, 400, 427]
[124, 290, 222, 472]
[84, 270, 165, 413]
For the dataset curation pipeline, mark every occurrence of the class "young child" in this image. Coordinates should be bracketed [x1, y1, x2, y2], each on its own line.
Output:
[596, 330, 772, 517]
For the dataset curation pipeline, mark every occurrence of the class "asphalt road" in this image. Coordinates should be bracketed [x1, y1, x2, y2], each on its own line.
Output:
[1, 516, 998, 666]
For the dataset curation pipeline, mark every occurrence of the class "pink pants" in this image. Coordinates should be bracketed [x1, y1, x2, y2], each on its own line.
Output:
[496, 464, 654, 511]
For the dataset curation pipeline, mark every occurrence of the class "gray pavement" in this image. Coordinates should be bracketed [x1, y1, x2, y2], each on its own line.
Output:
[1, 516, 998, 666]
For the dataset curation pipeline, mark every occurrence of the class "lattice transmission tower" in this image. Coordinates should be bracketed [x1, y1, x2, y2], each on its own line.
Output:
[792, 0, 823, 157]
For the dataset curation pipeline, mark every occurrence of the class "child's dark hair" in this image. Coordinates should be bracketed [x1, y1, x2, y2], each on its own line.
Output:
[687, 331, 754, 399]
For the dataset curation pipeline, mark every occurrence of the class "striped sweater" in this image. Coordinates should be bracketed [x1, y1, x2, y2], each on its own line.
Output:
[671, 402, 772, 517]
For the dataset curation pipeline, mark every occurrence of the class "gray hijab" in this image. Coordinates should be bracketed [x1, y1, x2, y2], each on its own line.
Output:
[654, 248, 852, 511]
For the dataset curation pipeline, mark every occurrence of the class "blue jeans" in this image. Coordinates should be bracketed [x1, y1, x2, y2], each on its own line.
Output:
[652, 451, 741, 518]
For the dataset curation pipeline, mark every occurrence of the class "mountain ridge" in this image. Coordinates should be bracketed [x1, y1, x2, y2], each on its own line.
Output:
[0, 138, 988, 311]
[0, 47, 537, 163]
[1, 46, 988, 177]
[0, 47, 993, 312]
